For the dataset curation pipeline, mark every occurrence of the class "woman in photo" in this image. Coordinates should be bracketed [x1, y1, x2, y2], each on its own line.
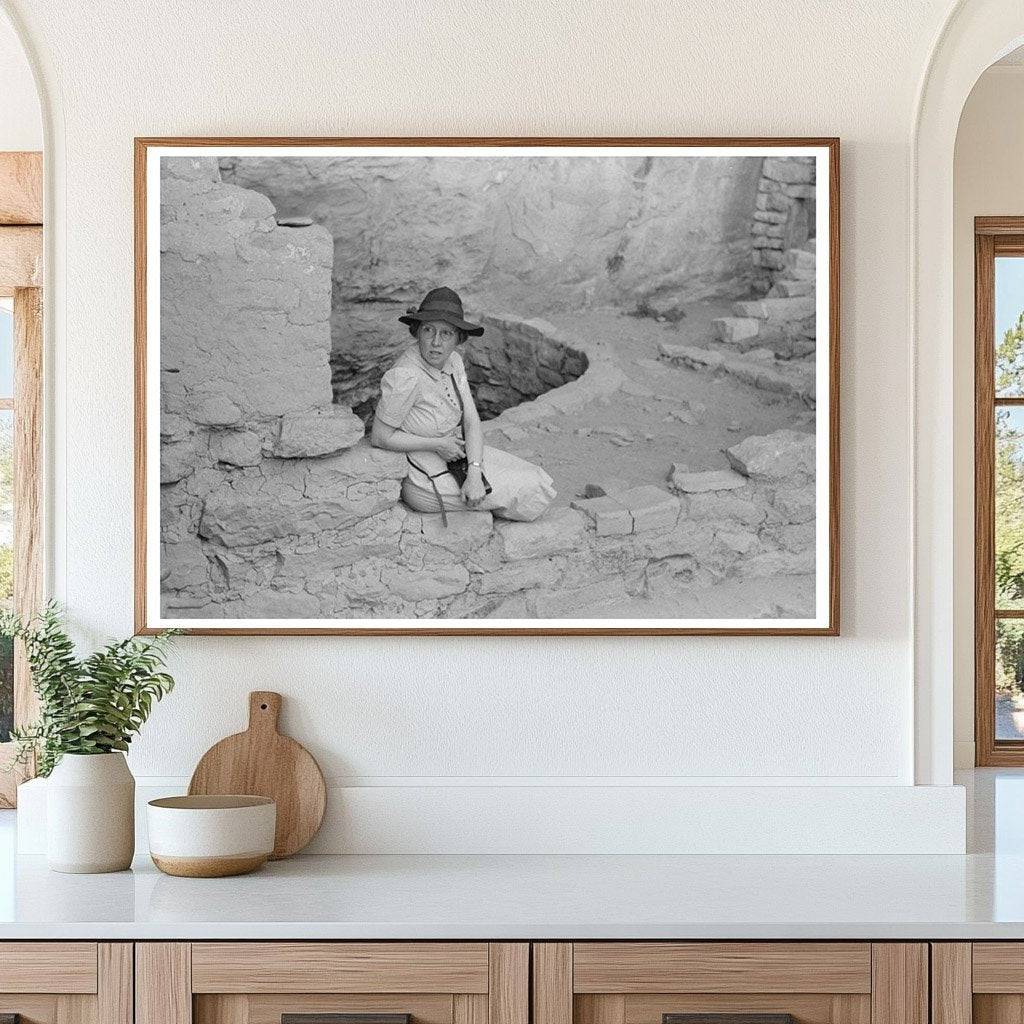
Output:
[370, 287, 556, 523]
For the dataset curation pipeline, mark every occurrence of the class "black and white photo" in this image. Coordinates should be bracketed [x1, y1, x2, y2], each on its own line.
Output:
[136, 139, 838, 634]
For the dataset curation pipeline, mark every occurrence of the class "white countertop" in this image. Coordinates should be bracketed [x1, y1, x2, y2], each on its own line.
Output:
[0, 848, 1022, 940]
[1, 769, 1021, 941]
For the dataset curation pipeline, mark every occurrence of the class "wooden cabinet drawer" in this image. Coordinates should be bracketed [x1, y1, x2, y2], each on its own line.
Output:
[572, 943, 872, 994]
[933, 942, 1024, 1024]
[0, 942, 98, 993]
[191, 943, 490, 993]
[138, 942, 528, 1024]
[535, 943, 926, 1024]
[0, 942, 130, 1024]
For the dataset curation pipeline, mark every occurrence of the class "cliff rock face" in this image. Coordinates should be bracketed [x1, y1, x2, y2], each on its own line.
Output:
[220, 154, 764, 407]
[221, 154, 763, 311]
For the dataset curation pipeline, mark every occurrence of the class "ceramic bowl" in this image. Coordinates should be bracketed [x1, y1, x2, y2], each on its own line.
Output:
[147, 795, 276, 877]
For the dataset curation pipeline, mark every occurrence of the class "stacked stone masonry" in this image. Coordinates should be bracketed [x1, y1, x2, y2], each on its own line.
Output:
[701, 240, 818, 368]
[749, 156, 816, 291]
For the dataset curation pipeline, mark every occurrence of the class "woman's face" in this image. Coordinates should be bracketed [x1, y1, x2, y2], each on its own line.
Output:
[416, 320, 460, 369]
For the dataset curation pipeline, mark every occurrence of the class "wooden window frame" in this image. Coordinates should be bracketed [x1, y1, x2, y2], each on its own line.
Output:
[0, 151, 43, 806]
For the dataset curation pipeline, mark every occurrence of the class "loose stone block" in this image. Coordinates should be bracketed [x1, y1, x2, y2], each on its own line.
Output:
[727, 429, 816, 481]
[769, 278, 814, 297]
[420, 510, 495, 550]
[669, 467, 748, 493]
[571, 495, 633, 536]
[274, 406, 366, 458]
[732, 300, 767, 319]
[712, 317, 761, 343]
[210, 429, 263, 467]
[496, 507, 588, 560]
[757, 296, 816, 322]
[615, 485, 680, 534]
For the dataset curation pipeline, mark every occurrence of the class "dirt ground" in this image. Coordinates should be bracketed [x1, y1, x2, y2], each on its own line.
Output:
[485, 302, 814, 507]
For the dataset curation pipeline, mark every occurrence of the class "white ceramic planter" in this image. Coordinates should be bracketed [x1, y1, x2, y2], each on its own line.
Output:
[46, 752, 135, 873]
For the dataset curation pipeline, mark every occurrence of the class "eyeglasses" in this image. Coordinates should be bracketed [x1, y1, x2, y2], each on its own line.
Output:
[419, 324, 458, 342]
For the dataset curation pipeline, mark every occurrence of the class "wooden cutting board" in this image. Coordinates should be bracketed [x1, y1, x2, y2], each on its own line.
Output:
[188, 691, 326, 859]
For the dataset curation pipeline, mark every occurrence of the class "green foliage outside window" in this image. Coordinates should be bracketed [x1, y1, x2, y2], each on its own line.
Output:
[995, 314, 1024, 695]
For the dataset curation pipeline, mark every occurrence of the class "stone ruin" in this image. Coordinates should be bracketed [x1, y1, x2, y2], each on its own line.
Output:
[219, 153, 766, 415]
[749, 156, 816, 290]
[158, 154, 818, 620]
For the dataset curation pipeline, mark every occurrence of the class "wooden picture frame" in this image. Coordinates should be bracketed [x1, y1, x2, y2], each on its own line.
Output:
[135, 137, 840, 636]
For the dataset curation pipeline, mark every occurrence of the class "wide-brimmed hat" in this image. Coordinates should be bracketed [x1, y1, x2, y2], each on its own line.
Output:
[399, 287, 484, 337]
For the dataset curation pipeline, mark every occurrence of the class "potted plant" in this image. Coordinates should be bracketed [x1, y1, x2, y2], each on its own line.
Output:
[2, 603, 178, 873]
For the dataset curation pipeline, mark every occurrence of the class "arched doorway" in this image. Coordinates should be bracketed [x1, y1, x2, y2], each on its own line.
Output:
[0, 3, 43, 807]
[914, 0, 1024, 785]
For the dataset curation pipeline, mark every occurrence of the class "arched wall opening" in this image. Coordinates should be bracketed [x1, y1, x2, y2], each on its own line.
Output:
[0, 6, 41, 152]
[952, 54, 1024, 769]
[913, 0, 1024, 785]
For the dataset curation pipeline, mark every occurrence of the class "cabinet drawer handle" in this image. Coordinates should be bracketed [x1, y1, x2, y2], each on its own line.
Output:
[283, 1016, 411, 1024]
[664, 1016, 797, 1024]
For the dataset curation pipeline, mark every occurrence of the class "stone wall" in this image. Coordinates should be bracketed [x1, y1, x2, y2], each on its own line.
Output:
[220, 154, 765, 408]
[462, 315, 589, 419]
[176, 427, 815, 621]
[749, 156, 816, 291]
[160, 156, 372, 616]
[707, 239, 818, 362]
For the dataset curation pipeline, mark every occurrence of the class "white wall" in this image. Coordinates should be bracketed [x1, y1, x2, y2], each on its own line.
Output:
[952, 65, 1024, 768]
[0, 0, 974, 851]
[0, 8, 39, 151]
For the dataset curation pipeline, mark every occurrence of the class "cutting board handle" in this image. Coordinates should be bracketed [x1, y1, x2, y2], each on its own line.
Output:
[248, 691, 282, 734]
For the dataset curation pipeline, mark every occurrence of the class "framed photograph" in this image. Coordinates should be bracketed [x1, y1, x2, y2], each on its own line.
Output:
[135, 137, 839, 636]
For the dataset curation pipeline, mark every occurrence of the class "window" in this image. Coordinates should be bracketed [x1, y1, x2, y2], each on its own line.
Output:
[975, 220, 1024, 764]
[0, 149, 43, 804]
[0, 299, 11, 744]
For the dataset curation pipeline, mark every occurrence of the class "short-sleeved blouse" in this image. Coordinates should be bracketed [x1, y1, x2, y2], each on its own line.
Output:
[375, 345, 470, 439]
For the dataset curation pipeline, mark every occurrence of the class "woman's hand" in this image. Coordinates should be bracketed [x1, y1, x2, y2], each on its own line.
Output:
[461, 469, 487, 507]
[434, 435, 466, 461]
